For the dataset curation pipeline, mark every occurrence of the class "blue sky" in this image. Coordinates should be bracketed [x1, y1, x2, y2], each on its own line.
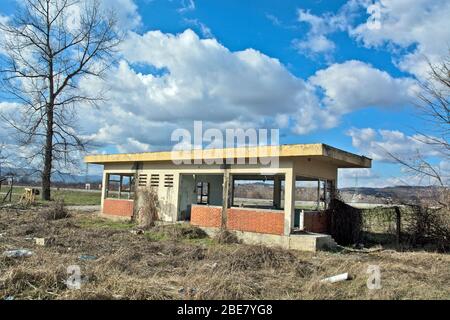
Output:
[0, 0, 448, 187]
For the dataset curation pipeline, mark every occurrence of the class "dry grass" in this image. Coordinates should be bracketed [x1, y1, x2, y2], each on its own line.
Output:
[0, 207, 449, 300]
[39, 200, 71, 221]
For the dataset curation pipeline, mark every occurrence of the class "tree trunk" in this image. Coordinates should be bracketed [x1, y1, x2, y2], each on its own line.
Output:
[41, 104, 53, 201]
[42, 30, 54, 201]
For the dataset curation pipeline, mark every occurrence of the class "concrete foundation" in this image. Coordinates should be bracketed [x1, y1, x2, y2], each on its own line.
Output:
[200, 227, 337, 252]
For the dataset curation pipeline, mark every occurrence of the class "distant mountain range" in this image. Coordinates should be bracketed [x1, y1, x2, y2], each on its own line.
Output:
[0, 167, 102, 184]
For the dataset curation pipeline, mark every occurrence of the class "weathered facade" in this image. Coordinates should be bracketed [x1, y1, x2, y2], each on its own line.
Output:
[85, 143, 371, 251]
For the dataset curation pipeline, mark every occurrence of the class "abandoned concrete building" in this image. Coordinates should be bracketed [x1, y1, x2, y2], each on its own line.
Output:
[85, 144, 371, 251]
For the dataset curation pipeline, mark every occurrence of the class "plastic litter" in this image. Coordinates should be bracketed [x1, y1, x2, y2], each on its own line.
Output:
[320, 272, 350, 283]
[3, 249, 33, 258]
[79, 254, 97, 261]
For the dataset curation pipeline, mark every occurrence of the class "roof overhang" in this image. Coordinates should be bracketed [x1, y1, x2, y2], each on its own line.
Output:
[84, 143, 371, 169]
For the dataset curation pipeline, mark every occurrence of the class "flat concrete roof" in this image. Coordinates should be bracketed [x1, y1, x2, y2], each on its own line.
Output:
[85, 143, 371, 168]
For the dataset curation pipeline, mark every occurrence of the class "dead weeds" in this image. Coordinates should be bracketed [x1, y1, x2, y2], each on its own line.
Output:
[0, 207, 449, 300]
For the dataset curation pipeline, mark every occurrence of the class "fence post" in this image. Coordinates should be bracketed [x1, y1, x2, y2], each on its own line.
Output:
[395, 206, 401, 248]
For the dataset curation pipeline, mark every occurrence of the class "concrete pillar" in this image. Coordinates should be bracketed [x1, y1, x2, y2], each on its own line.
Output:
[101, 171, 107, 212]
[172, 173, 181, 222]
[316, 179, 320, 210]
[230, 176, 235, 207]
[284, 169, 296, 236]
[221, 169, 231, 229]
[273, 175, 282, 209]
[299, 209, 304, 230]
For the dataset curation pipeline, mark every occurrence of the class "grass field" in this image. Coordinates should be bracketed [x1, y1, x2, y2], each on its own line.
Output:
[0, 207, 449, 300]
[0, 186, 101, 206]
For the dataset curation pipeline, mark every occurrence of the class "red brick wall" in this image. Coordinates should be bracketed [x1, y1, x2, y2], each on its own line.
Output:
[303, 211, 329, 233]
[103, 199, 134, 217]
[191, 205, 284, 235]
[190, 205, 221, 228]
[227, 208, 284, 235]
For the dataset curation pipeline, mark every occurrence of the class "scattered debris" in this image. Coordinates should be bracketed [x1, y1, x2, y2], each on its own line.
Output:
[79, 254, 97, 261]
[339, 245, 383, 253]
[205, 262, 218, 269]
[35, 237, 55, 246]
[3, 249, 33, 258]
[320, 272, 350, 284]
[130, 229, 144, 235]
[178, 287, 197, 295]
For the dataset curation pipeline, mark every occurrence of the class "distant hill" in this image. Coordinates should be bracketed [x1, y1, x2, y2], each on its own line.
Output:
[0, 167, 102, 185]
[234, 183, 445, 205]
[339, 186, 446, 204]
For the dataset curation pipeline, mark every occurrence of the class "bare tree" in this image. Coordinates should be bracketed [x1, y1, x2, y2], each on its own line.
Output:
[0, 0, 120, 200]
[0, 143, 10, 178]
[387, 53, 449, 193]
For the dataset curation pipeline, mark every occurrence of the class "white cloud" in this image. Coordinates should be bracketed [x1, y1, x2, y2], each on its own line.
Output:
[266, 14, 282, 27]
[339, 168, 379, 180]
[293, 35, 335, 56]
[117, 138, 151, 153]
[349, 0, 450, 79]
[183, 18, 213, 38]
[292, 2, 361, 58]
[177, 0, 195, 14]
[100, 0, 142, 30]
[77, 29, 326, 151]
[294, 1, 450, 78]
[346, 127, 443, 161]
[293, 9, 340, 56]
[309, 60, 418, 114]
[74, 30, 425, 151]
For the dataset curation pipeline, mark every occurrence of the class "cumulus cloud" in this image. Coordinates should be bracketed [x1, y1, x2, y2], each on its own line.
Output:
[346, 127, 444, 161]
[293, 9, 340, 57]
[348, 0, 450, 79]
[78, 29, 327, 150]
[294, 0, 450, 79]
[72, 29, 423, 152]
[309, 60, 418, 114]
[101, 0, 142, 30]
[292, 2, 361, 58]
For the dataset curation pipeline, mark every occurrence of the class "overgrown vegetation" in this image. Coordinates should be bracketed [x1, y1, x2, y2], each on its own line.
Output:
[327, 199, 363, 245]
[214, 229, 240, 244]
[1, 208, 449, 300]
[133, 187, 159, 229]
[39, 200, 70, 221]
[361, 205, 450, 252]
[402, 206, 450, 251]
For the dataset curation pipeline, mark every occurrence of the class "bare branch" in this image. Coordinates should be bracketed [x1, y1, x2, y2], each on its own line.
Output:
[0, 0, 120, 200]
